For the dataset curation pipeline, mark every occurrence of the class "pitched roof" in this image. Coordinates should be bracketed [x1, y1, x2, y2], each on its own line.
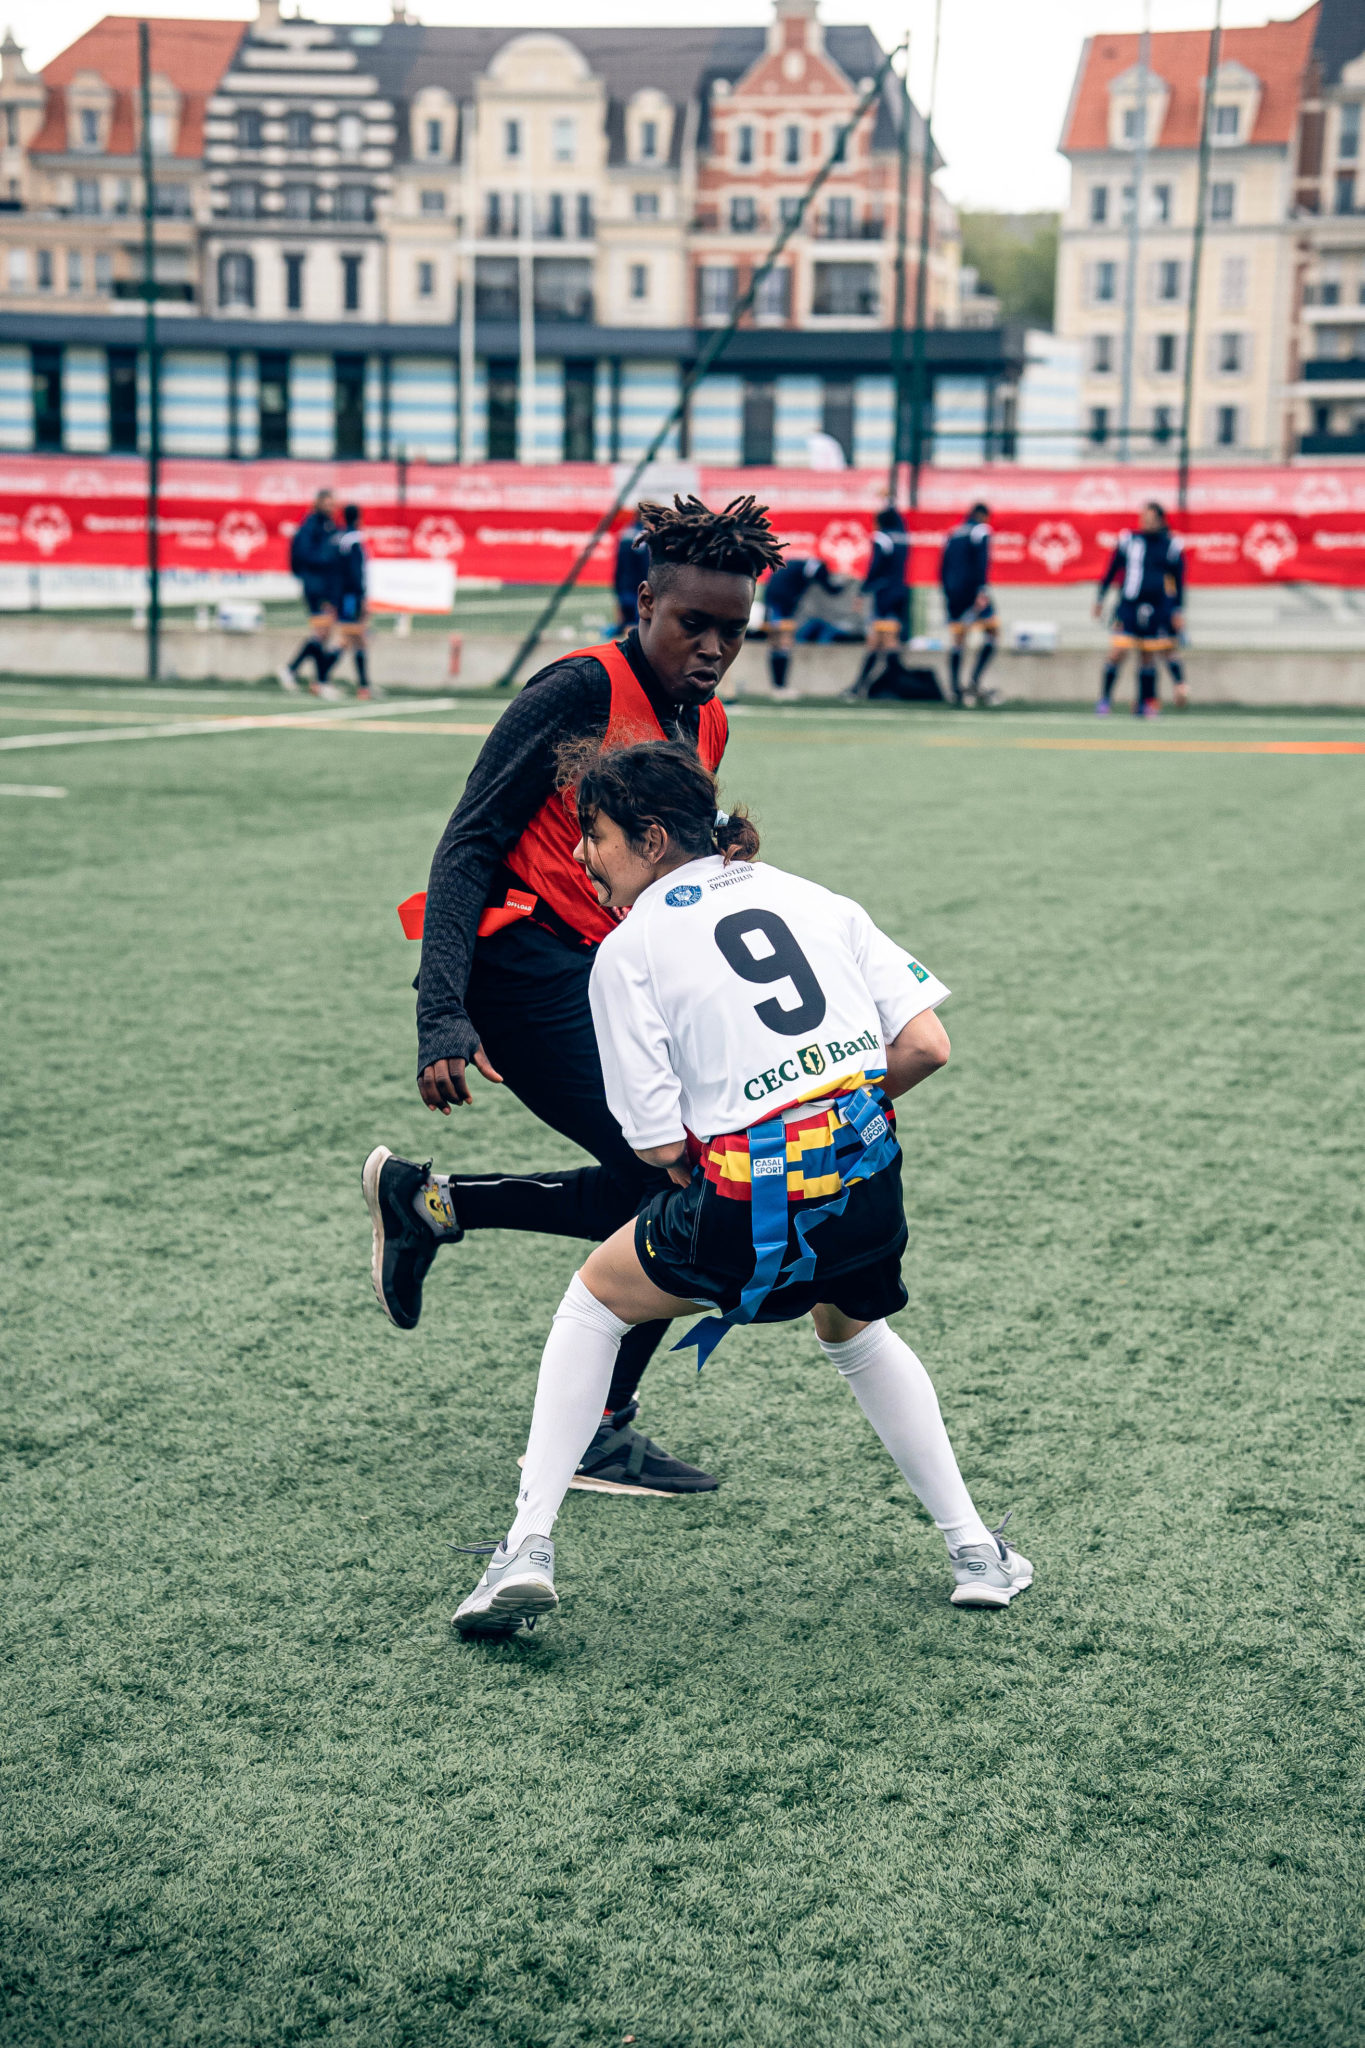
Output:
[1061, 7, 1319, 154]
[31, 15, 243, 160]
[1310, 0, 1365, 86]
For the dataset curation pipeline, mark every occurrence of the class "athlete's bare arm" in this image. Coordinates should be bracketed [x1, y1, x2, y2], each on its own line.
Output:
[883, 1009, 950, 1098]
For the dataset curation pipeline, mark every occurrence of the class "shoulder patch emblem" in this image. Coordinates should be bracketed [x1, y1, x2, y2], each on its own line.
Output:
[666, 884, 702, 907]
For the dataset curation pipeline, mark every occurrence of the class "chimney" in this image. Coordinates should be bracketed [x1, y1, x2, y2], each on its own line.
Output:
[256, 0, 282, 32]
[769, 0, 823, 61]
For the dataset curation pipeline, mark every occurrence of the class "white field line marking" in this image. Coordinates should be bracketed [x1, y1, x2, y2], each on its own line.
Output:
[0, 781, 66, 797]
[0, 697, 462, 753]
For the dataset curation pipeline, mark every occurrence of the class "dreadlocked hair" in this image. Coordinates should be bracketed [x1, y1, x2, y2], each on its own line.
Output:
[637, 494, 785, 583]
[560, 738, 760, 866]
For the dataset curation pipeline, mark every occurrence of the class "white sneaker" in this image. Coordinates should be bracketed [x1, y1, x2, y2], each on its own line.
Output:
[950, 1516, 1034, 1608]
[276, 663, 301, 694]
[453, 1533, 558, 1639]
[309, 679, 342, 702]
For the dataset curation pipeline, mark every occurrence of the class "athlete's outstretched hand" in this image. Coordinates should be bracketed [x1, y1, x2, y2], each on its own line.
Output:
[418, 1048, 504, 1112]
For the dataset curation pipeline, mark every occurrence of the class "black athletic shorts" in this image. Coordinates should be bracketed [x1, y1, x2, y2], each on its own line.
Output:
[945, 590, 995, 626]
[635, 1155, 909, 1324]
[868, 588, 911, 639]
[1114, 596, 1173, 640]
[302, 577, 335, 617]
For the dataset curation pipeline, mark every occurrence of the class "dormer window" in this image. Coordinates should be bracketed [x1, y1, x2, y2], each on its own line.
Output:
[640, 119, 657, 161]
[79, 107, 98, 149]
[426, 118, 443, 158]
[1123, 106, 1145, 143]
[1213, 104, 1239, 138]
[148, 110, 174, 156]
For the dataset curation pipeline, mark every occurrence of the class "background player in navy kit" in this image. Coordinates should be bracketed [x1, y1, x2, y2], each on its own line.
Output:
[847, 506, 911, 696]
[333, 504, 372, 701]
[613, 514, 649, 635]
[363, 497, 784, 1499]
[278, 489, 342, 697]
[939, 502, 999, 707]
[1094, 501, 1185, 718]
[761, 553, 843, 697]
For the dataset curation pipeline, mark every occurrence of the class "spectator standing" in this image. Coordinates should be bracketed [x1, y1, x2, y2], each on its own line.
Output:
[940, 502, 1000, 706]
[333, 504, 373, 700]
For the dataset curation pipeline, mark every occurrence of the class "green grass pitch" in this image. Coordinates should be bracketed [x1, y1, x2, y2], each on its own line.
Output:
[2, 688, 1362, 2046]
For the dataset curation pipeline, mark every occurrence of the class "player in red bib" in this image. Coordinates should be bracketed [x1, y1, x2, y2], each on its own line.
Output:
[363, 496, 784, 1496]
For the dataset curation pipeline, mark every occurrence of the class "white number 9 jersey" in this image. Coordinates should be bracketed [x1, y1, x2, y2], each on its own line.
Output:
[588, 854, 949, 1149]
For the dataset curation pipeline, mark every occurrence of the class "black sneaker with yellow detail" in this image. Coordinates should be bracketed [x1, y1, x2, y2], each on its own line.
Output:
[362, 1145, 462, 1330]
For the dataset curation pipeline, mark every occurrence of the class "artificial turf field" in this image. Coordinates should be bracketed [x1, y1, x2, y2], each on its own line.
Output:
[1, 681, 1362, 2048]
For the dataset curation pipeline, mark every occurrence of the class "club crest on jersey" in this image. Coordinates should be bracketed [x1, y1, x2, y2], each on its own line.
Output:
[908, 958, 930, 984]
[666, 884, 702, 907]
[798, 1044, 826, 1077]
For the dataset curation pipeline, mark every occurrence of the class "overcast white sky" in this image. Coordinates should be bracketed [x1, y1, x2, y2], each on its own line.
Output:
[12, 0, 1315, 212]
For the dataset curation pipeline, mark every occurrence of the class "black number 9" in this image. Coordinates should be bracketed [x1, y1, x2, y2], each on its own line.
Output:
[713, 909, 827, 1037]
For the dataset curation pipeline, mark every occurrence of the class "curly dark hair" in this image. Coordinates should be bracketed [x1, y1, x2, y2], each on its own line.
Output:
[637, 494, 785, 588]
[561, 738, 760, 866]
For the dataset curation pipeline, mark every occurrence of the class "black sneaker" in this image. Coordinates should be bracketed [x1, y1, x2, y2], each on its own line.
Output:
[569, 1401, 718, 1496]
[362, 1145, 461, 1330]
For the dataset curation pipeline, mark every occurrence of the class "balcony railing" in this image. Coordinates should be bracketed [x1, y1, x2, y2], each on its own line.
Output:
[690, 208, 885, 240]
[1299, 430, 1365, 454]
[1305, 357, 1365, 380]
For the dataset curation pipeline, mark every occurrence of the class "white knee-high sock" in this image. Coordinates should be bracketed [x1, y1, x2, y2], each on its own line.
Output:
[819, 1320, 993, 1552]
[504, 1272, 632, 1551]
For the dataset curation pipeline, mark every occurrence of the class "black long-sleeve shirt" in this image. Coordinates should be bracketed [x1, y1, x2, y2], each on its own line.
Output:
[415, 631, 705, 1073]
[1098, 528, 1185, 607]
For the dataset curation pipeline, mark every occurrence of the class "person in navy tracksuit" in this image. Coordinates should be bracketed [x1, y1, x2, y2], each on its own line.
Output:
[613, 517, 649, 634]
[939, 502, 999, 706]
[279, 490, 342, 696]
[1093, 503, 1186, 717]
[333, 504, 372, 700]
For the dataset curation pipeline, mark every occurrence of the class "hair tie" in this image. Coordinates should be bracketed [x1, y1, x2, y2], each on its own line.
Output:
[714, 809, 730, 829]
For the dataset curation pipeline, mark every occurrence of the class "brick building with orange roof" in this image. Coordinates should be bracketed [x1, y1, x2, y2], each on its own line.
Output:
[1057, 6, 1318, 463]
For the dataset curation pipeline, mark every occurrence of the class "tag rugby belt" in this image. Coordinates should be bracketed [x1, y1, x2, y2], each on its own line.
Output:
[674, 1078, 899, 1372]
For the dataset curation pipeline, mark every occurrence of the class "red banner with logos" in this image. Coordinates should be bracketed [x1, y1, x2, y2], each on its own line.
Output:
[1, 457, 1364, 584]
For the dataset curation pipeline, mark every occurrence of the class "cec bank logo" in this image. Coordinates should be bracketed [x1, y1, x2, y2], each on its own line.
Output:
[666, 884, 702, 907]
[798, 1044, 826, 1077]
[907, 958, 930, 983]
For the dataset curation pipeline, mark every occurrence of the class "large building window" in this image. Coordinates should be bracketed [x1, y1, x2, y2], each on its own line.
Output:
[1088, 405, 1110, 446]
[78, 107, 99, 149]
[503, 118, 521, 160]
[783, 123, 801, 165]
[427, 117, 445, 159]
[74, 178, 100, 216]
[218, 250, 255, 308]
[416, 259, 435, 300]
[475, 256, 517, 319]
[1089, 184, 1108, 224]
[754, 265, 790, 321]
[741, 376, 775, 465]
[1155, 258, 1181, 301]
[284, 250, 304, 311]
[283, 184, 316, 221]
[553, 117, 576, 164]
[95, 250, 112, 293]
[1209, 180, 1235, 221]
[337, 113, 364, 157]
[286, 109, 311, 149]
[1151, 182, 1171, 222]
[737, 123, 755, 166]
[35, 249, 51, 292]
[420, 188, 445, 215]
[563, 359, 595, 461]
[1090, 333, 1114, 374]
[1335, 171, 1356, 215]
[697, 264, 737, 320]
[1215, 403, 1239, 446]
[336, 185, 373, 222]
[107, 346, 137, 452]
[154, 184, 191, 218]
[226, 181, 260, 219]
[1217, 331, 1245, 374]
[730, 195, 757, 232]
[824, 195, 853, 238]
[258, 350, 288, 455]
[546, 192, 565, 238]
[31, 343, 62, 450]
[1154, 332, 1178, 374]
[634, 190, 659, 219]
[576, 193, 594, 237]
[486, 356, 518, 459]
[67, 250, 82, 294]
[334, 353, 365, 458]
[821, 377, 855, 461]
[341, 252, 362, 312]
[534, 257, 592, 322]
[1341, 102, 1362, 160]
[236, 107, 262, 149]
[1093, 259, 1118, 303]
[1213, 104, 1240, 138]
[629, 262, 648, 301]
[812, 261, 877, 317]
[1151, 404, 1174, 445]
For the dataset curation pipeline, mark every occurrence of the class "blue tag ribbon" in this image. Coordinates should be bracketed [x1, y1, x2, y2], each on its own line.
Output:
[673, 1086, 899, 1370]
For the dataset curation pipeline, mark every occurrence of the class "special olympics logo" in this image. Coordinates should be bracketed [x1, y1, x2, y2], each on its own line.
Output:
[22, 502, 71, 556]
[1027, 520, 1083, 577]
[216, 510, 268, 563]
[411, 515, 465, 560]
[1242, 520, 1298, 577]
[817, 519, 870, 577]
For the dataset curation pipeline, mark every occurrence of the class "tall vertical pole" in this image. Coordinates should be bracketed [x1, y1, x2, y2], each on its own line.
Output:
[907, 0, 942, 510]
[886, 41, 912, 507]
[139, 19, 160, 680]
[1118, 0, 1152, 464]
[517, 151, 535, 463]
[459, 98, 477, 464]
[1179, 0, 1222, 511]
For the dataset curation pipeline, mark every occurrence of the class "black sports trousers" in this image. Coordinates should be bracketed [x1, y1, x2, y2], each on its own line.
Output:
[458, 918, 673, 1411]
